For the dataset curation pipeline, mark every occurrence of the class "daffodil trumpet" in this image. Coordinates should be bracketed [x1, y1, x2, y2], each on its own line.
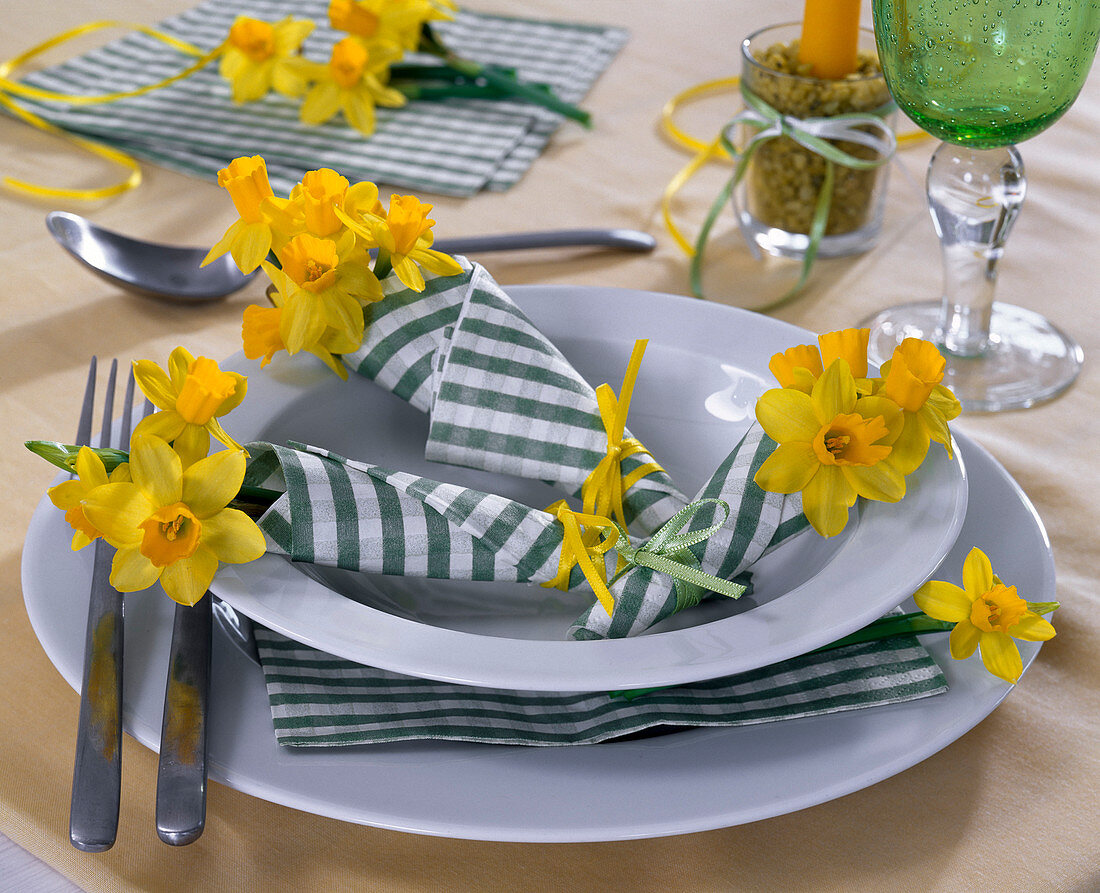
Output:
[25, 441, 281, 519]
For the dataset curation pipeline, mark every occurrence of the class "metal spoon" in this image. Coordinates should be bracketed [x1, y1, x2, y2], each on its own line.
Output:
[46, 211, 656, 304]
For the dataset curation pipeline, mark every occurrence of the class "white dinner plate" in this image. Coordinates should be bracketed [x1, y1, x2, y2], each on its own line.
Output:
[21, 431, 1048, 841]
[209, 285, 967, 690]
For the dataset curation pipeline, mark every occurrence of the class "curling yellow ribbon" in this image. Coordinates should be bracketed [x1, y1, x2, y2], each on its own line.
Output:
[579, 339, 665, 533]
[541, 501, 620, 616]
[658, 75, 928, 299]
[543, 499, 748, 620]
[0, 21, 223, 200]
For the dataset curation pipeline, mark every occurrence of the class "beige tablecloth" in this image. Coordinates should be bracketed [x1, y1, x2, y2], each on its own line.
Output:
[2, 2, 1098, 890]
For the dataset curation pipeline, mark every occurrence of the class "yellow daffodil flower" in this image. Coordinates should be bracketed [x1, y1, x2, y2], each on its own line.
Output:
[219, 15, 315, 103]
[768, 342, 822, 393]
[299, 37, 407, 137]
[48, 447, 130, 549]
[241, 294, 359, 380]
[241, 304, 285, 369]
[913, 547, 1056, 683]
[338, 193, 462, 291]
[262, 231, 383, 357]
[132, 347, 248, 468]
[283, 169, 385, 271]
[754, 358, 905, 537]
[819, 328, 869, 378]
[202, 156, 294, 273]
[768, 328, 871, 394]
[292, 168, 353, 238]
[82, 435, 266, 606]
[328, 0, 455, 52]
[876, 338, 962, 474]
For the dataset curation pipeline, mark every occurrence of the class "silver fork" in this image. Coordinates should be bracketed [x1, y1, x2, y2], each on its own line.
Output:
[70, 358, 137, 852]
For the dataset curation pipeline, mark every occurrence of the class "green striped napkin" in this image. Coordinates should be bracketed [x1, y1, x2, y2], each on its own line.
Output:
[253, 627, 948, 746]
[345, 259, 690, 538]
[246, 409, 807, 639]
[10, 0, 626, 196]
[332, 260, 812, 637]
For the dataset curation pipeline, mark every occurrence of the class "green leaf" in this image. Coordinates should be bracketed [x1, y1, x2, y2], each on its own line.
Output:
[25, 441, 128, 474]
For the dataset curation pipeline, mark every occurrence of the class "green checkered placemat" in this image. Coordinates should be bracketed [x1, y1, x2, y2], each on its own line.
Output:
[9, 0, 626, 196]
[253, 627, 948, 746]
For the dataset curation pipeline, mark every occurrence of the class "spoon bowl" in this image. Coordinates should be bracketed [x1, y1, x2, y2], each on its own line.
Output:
[47, 211, 253, 302]
[47, 211, 656, 304]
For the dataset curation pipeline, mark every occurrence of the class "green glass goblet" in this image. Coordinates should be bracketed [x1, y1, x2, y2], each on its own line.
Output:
[863, 0, 1100, 411]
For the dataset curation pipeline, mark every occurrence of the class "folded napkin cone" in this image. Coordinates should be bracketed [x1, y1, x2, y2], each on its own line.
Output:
[247, 426, 808, 639]
[342, 259, 688, 537]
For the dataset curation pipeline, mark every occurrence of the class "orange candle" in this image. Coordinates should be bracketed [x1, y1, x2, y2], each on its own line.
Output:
[799, 0, 862, 79]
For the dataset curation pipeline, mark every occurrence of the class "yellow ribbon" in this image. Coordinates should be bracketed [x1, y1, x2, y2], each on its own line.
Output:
[0, 21, 223, 200]
[541, 501, 620, 616]
[579, 339, 666, 533]
[542, 499, 747, 620]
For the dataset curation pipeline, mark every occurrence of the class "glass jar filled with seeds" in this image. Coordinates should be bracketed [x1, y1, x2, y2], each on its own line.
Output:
[736, 23, 895, 259]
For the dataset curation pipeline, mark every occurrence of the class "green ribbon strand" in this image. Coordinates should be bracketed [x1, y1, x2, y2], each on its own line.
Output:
[612, 498, 746, 611]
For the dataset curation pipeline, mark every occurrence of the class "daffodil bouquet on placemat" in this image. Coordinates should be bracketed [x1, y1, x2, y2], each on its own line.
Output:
[2, 0, 625, 200]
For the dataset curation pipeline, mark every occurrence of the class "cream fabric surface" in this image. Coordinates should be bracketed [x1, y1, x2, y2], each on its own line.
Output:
[1, 1, 1098, 890]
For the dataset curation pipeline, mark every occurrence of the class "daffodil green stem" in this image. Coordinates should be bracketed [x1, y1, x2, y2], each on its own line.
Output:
[609, 612, 956, 700]
[373, 247, 392, 281]
[418, 25, 592, 127]
[809, 612, 955, 652]
[394, 81, 511, 102]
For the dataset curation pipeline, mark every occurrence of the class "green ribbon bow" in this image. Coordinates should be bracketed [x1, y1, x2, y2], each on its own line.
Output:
[612, 498, 745, 612]
[692, 86, 897, 306]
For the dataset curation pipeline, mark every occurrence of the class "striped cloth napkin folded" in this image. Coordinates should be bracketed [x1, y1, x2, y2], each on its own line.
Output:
[245, 404, 806, 638]
[343, 259, 690, 539]
[254, 627, 948, 746]
[10, 0, 627, 196]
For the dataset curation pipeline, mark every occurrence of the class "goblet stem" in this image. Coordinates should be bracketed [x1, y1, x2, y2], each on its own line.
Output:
[862, 138, 1081, 412]
[927, 143, 1025, 357]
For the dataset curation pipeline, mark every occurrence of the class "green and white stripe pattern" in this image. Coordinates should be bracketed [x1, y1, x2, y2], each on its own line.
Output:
[569, 425, 808, 639]
[9, 0, 627, 196]
[248, 424, 806, 639]
[249, 441, 569, 585]
[254, 629, 948, 746]
[344, 259, 689, 537]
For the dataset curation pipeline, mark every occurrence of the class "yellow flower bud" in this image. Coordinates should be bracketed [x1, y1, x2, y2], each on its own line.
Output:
[883, 338, 945, 412]
[329, 0, 381, 38]
[330, 37, 370, 89]
[818, 328, 869, 380]
[297, 168, 350, 237]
